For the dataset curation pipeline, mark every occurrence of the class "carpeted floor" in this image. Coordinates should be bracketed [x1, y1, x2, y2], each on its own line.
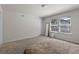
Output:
[0, 36, 79, 54]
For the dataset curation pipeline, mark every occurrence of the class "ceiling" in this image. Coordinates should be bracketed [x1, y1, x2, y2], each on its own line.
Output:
[2, 4, 79, 17]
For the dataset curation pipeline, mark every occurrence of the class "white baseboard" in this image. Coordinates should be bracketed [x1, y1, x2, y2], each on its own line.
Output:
[3, 34, 40, 44]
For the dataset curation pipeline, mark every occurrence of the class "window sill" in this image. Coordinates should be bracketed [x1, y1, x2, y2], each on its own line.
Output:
[59, 32, 72, 34]
[50, 31, 72, 34]
[50, 31, 59, 33]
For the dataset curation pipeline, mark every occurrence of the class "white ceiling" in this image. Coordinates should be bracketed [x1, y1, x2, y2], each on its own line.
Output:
[2, 4, 79, 17]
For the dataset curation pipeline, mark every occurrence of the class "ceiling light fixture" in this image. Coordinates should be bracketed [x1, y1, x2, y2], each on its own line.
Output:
[41, 4, 46, 7]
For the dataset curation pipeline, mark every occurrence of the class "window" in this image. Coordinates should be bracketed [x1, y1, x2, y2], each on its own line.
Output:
[50, 19, 59, 32]
[59, 16, 71, 33]
[51, 26, 59, 32]
[50, 16, 71, 33]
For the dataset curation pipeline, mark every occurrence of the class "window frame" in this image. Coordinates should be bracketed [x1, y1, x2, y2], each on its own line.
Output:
[50, 16, 72, 34]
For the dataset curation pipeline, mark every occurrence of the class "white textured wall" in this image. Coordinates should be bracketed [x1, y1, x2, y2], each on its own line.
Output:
[3, 11, 41, 43]
[0, 13, 3, 44]
[0, 5, 3, 44]
[42, 9, 79, 43]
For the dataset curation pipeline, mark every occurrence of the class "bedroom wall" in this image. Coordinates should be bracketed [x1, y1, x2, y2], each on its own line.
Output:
[0, 5, 3, 44]
[42, 8, 79, 43]
[3, 10, 41, 43]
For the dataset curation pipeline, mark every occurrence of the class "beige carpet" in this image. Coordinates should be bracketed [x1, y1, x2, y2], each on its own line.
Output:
[0, 36, 79, 54]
